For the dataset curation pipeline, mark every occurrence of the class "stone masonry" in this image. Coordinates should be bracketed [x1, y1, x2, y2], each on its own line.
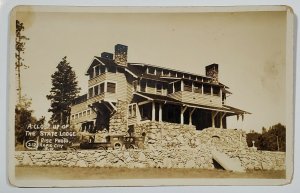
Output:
[109, 100, 128, 135]
[15, 101, 285, 171]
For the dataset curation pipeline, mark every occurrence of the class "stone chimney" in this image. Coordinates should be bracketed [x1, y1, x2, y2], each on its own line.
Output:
[205, 63, 219, 83]
[114, 44, 128, 66]
[101, 52, 113, 60]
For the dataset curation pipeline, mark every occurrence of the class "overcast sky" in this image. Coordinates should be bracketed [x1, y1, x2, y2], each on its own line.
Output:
[13, 7, 287, 132]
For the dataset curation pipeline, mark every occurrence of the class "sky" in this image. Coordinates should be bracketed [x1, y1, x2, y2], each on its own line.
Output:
[12, 7, 287, 132]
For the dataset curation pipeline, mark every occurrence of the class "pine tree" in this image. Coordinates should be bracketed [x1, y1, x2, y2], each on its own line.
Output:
[47, 56, 80, 125]
[15, 20, 29, 104]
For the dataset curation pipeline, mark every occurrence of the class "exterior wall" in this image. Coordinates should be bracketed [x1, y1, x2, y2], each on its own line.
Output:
[70, 101, 96, 130]
[87, 71, 127, 103]
[126, 75, 135, 102]
[88, 73, 107, 87]
[168, 91, 222, 107]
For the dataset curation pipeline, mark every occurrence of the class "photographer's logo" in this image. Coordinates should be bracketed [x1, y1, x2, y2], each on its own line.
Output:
[25, 140, 38, 150]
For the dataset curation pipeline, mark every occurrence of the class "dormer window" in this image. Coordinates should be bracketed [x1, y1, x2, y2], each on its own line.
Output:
[163, 70, 170, 76]
[177, 73, 183, 78]
[147, 67, 155, 75]
[203, 85, 211, 95]
[213, 86, 220, 96]
[95, 66, 100, 76]
[156, 69, 162, 76]
[194, 82, 202, 93]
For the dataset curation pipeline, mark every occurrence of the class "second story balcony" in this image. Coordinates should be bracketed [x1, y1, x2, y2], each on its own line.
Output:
[167, 79, 224, 107]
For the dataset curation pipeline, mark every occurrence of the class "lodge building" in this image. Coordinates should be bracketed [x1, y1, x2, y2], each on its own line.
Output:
[70, 44, 248, 134]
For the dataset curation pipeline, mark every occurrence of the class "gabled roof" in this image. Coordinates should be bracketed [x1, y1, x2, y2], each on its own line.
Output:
[85, 57, 230, 90]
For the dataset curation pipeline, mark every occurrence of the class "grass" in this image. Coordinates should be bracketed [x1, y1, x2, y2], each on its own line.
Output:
[15, 166, 286, 180]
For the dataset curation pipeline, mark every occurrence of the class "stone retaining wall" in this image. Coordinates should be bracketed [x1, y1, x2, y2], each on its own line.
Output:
[15, 121, 286, 171]
[15, 147, 213, 169]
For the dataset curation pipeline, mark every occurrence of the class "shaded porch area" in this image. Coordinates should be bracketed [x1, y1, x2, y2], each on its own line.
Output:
[133, 92, 248, 130]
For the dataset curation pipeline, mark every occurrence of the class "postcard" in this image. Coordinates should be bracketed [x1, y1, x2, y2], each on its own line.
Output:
[8, 5, 294, 187]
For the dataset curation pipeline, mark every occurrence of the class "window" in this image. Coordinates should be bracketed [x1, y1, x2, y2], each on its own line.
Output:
[71, 115, 75, 120]
[132, 80, 138, 91]
[148, 80, 155, 88]
[167, 84, 173, 94]
[95, 66, 100, 76]
[140, 80, 146, 92]
[88, 88, 93, 98]
[174, 81, 181, 92]
[191, 75, 196, 80]
[75, 114, 79, 119]
[99, 83, 104, 93]
[183, 80, 192, 92]
[89, 71, 94, 79]
[128, 104, 137, 118]
[177, 73, 183, 78]
[163, 70, 170, 76]
[213, 86, 220, 96]
[87, 109, 91, 115]
[100, 66, 105, 74]
[156, 69, 162, 76]
[79, 112, 82, 117]
[156, 83, 162, 94]
[83, 111, 86, 117]
[194, 82, 202, 93]
[148, 67, 155, 75]
[203, 85, 211, 95]
[94, 85, 99, 96]
[107, 82, 116, 93]
[170, 71, 176, 77]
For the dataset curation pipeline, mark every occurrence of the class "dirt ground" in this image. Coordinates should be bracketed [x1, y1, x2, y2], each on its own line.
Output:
[15, 166, 286, 180]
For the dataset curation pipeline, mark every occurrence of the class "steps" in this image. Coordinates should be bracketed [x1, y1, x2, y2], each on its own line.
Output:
[212, 149, 246, 172]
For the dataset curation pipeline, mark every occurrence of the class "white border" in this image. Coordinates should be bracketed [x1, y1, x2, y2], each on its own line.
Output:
[0, 0, 299, 192]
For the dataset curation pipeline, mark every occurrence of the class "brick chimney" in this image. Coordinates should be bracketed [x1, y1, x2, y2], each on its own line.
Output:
[101, 52, 113, 60]
[114, 44, 128, 66]
[205, 63, 219, 83]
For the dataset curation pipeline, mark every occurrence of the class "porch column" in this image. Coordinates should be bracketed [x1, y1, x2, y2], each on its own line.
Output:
[189, 108, 195, 125]
[180, 106, 188, 124]
[220, 112, 226, 129]
[152, 102, 155, 121]
[211, 111, 218, 128]
[159, 103, 162, 122]
[181, 80, 184, 91]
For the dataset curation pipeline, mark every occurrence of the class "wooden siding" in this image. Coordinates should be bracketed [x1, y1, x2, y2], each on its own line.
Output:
[70, 101, 96, 126]
[168, 91, 222, 107]
[181, 91, 222, 107]
[88, 73, 106, 87]
[146, 86, 156, 95]
[106, 72, 127, 101]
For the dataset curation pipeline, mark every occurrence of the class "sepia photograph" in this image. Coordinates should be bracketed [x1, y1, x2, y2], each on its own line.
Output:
[8, 5, 294, 187]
